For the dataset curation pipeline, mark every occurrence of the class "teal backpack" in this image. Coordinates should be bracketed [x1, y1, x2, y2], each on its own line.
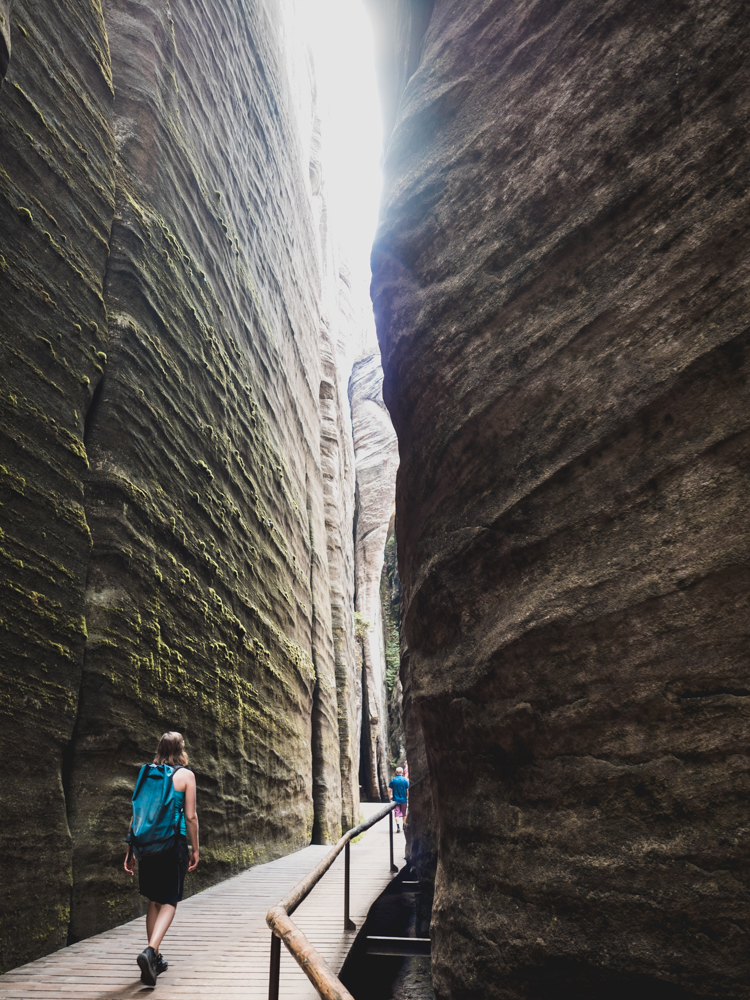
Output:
[126, 763, 184, 859]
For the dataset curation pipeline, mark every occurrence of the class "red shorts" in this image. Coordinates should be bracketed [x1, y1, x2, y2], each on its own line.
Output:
[394, 803, 406, 819]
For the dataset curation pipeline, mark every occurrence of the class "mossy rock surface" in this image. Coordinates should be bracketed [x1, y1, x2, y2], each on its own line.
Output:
[0, 0, 357, 968]
[0, 0, 115, 971]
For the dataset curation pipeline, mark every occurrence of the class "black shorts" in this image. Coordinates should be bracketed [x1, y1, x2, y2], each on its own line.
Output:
[138, 836, 189, 905]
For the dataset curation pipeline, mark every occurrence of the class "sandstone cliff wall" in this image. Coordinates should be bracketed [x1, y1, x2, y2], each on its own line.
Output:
[0, 0, 117, 967]
[0, 0, 360, 970]
[381, 519, 404, 771]
[370, 1, 750, 997]
[350, 353, 399, 801]
[318, 250, 360, 833]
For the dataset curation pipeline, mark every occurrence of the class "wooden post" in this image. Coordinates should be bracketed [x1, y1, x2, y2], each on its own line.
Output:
[344, 840, 356, 930]
[269, 932, 281, 1000]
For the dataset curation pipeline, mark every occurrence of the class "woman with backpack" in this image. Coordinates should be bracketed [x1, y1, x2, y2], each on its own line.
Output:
[124, 731, 200, 986]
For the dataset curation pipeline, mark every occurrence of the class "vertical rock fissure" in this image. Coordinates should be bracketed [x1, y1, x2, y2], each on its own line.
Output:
[62, 362, 109, 944]
[60, 716, 84, 946]
[357, 622, 377, 800]
[65, 164, 122, 933]
[350, 354, 399, 803]
[60, 88, 120, 937]
[59, 729, 77, 947]
[82, 376, 105, 449]
[307, 481, 325, 844]
[382, 519, 404, 770]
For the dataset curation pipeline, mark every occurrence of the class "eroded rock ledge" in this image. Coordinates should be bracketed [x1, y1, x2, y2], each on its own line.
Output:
[370, 1, 750, 997]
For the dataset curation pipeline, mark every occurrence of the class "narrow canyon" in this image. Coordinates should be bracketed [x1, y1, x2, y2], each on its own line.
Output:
[0, 0, 397, 968]
[1, 0, 748, 997]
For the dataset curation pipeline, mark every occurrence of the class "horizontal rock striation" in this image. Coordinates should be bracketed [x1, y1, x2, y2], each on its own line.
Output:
[68, 0, 341, 942]
[0, 0, 361, 968]
[318, 257, 361, 834]
[0, 0, 116, 968]
[381, 519, 405, 772]
[370, 0, 750, 997]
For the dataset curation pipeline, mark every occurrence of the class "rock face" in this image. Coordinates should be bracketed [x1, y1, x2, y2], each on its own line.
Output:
[370, 1, 750, 997]
[318, 255, 360, 834]
[0, 0, 116, 967]
[350, 354, 399, 801]
[0, 0, 360, 970]
[0, 0, 12, 86]
[381, 519, 405, 771]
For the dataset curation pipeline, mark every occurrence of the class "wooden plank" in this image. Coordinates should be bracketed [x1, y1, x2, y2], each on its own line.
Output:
[0, 805, 405, 999]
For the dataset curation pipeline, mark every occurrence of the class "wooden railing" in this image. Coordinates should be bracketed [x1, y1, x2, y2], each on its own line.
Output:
[266, 802, 398, 1000]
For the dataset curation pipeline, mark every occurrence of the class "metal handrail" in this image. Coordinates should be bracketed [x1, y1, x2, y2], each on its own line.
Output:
[266, 802, 398, 1000]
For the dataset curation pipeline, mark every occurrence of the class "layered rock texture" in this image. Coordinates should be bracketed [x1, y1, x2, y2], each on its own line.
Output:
[350, 353, 399, 801]
[370, 0, 750, 997]
[0, 0, 362, 970]
[381, 519, 405, 770]
[317, 256, 360, 835]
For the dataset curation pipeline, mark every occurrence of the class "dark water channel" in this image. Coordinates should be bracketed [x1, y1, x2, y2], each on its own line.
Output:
[339, 867, 434, 1000]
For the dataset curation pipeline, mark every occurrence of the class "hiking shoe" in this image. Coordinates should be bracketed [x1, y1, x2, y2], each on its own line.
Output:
[137, 946, 157, 986]
[156, 954, 168, 976]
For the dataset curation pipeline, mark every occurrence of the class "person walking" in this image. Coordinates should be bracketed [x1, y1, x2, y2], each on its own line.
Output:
[388, 765, 409, 833]
[124, 731, 199, 986]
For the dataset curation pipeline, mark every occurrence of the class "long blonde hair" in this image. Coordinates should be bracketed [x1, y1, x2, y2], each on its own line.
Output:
[153, 731, 188, 767]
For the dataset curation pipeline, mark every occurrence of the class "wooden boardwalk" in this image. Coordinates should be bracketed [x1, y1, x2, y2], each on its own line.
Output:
[0, 805, 404, 999]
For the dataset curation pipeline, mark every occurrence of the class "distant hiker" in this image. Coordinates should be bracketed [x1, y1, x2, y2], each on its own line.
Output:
[388, 765, 409, 833]
[124, 731, 199, 987]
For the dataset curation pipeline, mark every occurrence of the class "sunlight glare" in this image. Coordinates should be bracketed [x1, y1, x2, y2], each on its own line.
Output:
[298, 0, 383, 351]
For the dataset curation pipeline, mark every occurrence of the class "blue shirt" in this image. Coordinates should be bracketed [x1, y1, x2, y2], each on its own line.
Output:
[389, 775, 409, 804]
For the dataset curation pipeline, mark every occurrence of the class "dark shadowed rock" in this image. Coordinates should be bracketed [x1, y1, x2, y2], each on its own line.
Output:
[400, 649, 436, 938]
[382, 518, 405, 770]
[0, 0, 115, 969]
[371, 0, 750, 996]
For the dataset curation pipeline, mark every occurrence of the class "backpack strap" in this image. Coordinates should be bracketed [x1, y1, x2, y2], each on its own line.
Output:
[131, 764, 148, 803]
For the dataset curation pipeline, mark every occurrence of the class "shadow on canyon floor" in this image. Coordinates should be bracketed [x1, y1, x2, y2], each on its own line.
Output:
[340, 866, 434, 1000]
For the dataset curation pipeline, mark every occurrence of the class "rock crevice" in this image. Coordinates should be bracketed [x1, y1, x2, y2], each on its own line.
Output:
[350, 353, 399, 802]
